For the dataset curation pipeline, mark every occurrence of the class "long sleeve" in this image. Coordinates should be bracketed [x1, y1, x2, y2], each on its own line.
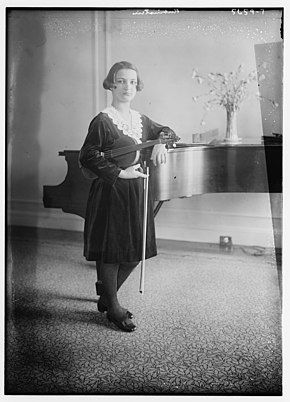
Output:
[79, 115, 121, 185]
[141, 115, 176, 142]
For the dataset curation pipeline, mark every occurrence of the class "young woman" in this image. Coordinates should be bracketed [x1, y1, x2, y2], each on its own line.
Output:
[79, 61, 176, 332]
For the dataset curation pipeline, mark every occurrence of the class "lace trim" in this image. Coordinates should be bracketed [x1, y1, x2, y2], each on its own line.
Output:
[102, 106, 143, 141]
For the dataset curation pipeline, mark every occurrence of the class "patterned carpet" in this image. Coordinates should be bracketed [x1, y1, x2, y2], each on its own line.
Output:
[5, 227, 282, 395]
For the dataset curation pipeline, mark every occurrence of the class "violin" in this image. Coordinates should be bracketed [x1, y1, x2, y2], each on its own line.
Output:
[80, 129, 180, 179]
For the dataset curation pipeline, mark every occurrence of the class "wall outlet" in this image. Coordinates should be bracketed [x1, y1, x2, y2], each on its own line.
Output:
[219, 236, 233, 251]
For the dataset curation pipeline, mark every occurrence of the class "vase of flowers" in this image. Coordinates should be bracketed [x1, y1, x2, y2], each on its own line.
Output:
[191, 64, 278, 144]
[225, 106, 239, 143]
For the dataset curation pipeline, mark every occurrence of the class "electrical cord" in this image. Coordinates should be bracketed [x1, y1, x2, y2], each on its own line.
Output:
[239, 245, 268, 256]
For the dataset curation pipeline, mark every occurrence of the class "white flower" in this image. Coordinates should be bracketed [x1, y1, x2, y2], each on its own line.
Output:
[192, 96, 198, 102]
[191, 68, 198, 79]
[258, 74, 266, 82]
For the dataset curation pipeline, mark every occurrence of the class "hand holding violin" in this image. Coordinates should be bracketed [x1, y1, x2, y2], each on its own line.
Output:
[150, 144, 167, 166]
[119, 164, 148, 179]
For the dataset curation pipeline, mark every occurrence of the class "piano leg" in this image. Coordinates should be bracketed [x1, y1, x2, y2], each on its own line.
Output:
[154, 201, 164, 218]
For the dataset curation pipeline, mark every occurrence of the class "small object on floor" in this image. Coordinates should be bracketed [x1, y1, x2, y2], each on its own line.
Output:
[107, 312, 136, 332]
[97, 299, 134, 319]
[219, 236, 233, 252]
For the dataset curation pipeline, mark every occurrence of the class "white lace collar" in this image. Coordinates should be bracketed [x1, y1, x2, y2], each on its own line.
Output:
[102, 105, 143, 140]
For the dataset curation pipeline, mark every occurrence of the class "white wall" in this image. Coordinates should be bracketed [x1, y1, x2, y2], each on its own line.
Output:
[7, 9, 282, 248]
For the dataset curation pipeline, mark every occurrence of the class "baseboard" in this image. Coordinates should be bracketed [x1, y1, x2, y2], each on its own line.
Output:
[155, 223, 275, 248]
[155, 205, 278, 248]
[8, 225, 279, 265]
[8, 198, 280, 248]
[8, 199, 84, 232]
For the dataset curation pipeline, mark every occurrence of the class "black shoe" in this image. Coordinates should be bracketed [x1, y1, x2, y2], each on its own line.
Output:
[98, 300, 134, 319]
[107, 312, 136, 332]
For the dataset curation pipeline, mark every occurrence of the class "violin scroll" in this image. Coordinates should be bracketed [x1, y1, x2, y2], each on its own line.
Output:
[159, 127, 180, 148]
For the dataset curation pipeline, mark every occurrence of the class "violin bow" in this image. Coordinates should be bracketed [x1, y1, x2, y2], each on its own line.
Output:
[139, 163, 149, 294]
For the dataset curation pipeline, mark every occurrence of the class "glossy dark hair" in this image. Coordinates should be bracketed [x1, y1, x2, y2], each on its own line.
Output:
[103, 61, 144, 91]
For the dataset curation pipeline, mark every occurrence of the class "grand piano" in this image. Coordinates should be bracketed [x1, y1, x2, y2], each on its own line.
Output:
[43, 142, 282, 218]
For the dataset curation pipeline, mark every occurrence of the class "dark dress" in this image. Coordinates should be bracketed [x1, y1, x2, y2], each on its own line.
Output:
[79, 107, 173, 263]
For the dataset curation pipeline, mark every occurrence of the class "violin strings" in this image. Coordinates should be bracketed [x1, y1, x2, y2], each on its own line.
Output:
[103, 140, 160, 159]
[102, 134, 175, 159]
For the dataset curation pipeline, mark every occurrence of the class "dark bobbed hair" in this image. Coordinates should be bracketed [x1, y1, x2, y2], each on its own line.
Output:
[103, 61, 144, 91]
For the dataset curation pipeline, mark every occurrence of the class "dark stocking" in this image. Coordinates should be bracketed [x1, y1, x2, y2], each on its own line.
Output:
[99, 263, 118, 307]
[97, 261, 139, 319]
[96, 261, 139, 293]
[99, 262, 126, 318]
[117, 261, 139, 290]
